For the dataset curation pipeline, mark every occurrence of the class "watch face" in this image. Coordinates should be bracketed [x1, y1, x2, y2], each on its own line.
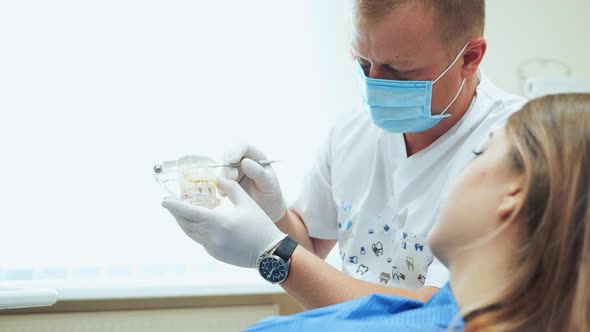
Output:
[258, 256, 288, 283]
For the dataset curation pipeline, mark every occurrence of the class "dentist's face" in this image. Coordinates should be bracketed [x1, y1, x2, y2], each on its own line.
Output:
[351, 4, 465, 114]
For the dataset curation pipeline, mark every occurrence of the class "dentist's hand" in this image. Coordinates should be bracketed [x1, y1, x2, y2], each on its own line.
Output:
[222, 143, 287, 222]
[161, 178, 287, 268]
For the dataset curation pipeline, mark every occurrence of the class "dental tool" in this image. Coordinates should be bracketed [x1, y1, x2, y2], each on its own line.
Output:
[208, 160, 280, 168]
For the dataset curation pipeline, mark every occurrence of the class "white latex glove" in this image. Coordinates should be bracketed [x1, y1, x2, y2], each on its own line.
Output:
[222, 143, 287, 222]
[161, 177, 287, 268]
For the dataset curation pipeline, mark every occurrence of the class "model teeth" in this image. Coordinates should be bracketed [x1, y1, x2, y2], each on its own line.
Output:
[177, 156, 218, 206]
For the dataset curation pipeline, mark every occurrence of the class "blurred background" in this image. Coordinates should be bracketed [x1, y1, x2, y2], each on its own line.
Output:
[1, 0, 589, 297]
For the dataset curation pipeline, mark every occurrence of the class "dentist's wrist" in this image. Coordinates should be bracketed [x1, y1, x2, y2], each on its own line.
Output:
[269, 200, 288, 223]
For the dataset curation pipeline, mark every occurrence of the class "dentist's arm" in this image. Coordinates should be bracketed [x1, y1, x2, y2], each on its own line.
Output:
[162, 178, 438, 310]
[281, 244, 439, 309]
[275, 209, 338, 260]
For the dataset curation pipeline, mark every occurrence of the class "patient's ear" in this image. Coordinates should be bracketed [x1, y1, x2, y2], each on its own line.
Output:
[497, 177, 523, 222]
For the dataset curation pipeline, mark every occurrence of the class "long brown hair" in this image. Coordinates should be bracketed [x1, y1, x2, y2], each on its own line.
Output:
[463, 93, 590, 331]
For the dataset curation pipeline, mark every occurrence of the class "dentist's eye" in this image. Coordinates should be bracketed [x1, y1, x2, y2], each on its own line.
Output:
[358, 62, 371, 76]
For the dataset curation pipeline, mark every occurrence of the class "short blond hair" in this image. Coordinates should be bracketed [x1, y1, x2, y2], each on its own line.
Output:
[354, 0, 485, 55]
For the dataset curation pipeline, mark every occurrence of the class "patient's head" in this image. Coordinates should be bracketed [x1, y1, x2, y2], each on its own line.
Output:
[430, 93, 590, 331]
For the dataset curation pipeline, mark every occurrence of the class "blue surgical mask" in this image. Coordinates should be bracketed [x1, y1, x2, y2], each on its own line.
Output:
[358, 43, 469, 133]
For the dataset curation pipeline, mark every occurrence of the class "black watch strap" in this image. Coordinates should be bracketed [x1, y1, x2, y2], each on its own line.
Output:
[274, 236, 298, 261]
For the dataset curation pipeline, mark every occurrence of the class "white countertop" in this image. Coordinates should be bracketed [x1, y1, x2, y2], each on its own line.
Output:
[0, 288, 58, 309]
[1, 268, 284, 302]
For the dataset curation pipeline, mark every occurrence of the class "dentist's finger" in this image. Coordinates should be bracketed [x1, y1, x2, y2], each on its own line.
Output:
[240, 158, 273, 191]
[224, 143, 267, 165]
[221, 166, 239, 183]
[216, 177, 251, 207]
[222, 143, 248, 181]
[223, 143, 247, 164]
[161, 199, 214, 223]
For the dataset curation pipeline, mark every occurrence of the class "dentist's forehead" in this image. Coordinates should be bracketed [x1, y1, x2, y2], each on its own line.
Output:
[350, 4, 444, 67]
[351, 29, 416, 67]
[351, 22, 422, 67]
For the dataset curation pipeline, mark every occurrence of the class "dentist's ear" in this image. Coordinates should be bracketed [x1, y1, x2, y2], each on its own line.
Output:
[461, 38, 487, 79]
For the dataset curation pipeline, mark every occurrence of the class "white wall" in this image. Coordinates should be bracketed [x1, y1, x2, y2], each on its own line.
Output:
[1, 0, 588, 287]
[0, 1, 330, 274]
[483, 0, 590, 94]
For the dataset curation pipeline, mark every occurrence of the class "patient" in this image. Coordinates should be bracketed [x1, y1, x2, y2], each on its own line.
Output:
[246, 93, 590, 332]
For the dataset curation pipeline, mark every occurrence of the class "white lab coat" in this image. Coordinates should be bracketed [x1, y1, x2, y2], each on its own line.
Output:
[291, 71, 527, 290]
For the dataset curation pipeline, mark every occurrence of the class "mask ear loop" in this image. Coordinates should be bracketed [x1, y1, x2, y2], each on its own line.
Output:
[433, 42, 471, 116]
[433, 42, 471, 84]
[439, 78, 466, 116]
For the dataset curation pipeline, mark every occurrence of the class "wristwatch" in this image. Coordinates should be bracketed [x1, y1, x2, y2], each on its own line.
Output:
[256, 236, 298, 284]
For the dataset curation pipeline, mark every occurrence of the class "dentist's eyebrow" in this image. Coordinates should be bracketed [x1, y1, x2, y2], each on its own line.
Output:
[351, 47, 414, 68]
[351, 49, 367, 60]
[354, 54, 369, 63]
[382, 57, 415, 68]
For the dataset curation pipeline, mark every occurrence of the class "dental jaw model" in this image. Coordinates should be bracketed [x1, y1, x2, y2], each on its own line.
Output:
[153, 155, 220, 208]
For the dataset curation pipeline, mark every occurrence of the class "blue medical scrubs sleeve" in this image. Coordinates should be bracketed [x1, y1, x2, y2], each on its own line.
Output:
[244, 284, 464, 332]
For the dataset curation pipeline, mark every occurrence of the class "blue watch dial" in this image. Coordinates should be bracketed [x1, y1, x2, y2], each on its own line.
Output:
[258, 256, 288, 283]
